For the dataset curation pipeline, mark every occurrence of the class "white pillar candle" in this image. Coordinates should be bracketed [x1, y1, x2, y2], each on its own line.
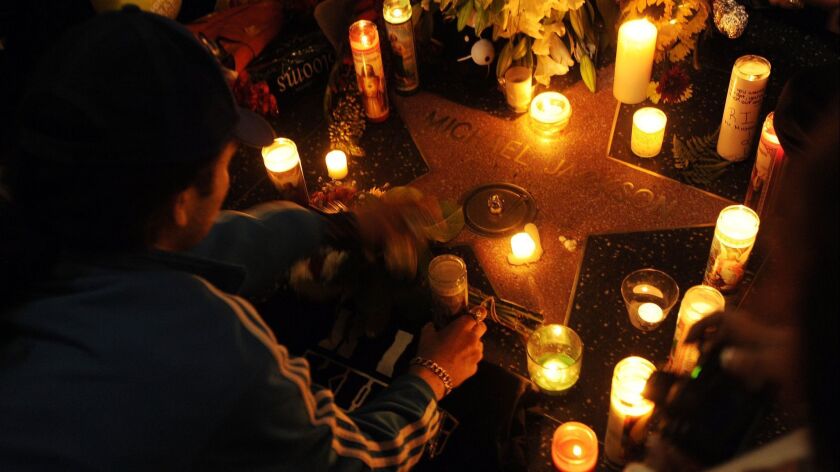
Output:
[529, 91, 572, 136]
[325, 150, 348, 180]
[613, 18, 658, 105]
[604, 356, 656, 465]
[262, 138, 309, 205]
[504, 66, 533, 113]
[669, 285, 725, 375]
[702, 205, 760, 293]
[631, 107, 667, 157]
[717, 55, 771, 162]
[508, 223, 543, 265]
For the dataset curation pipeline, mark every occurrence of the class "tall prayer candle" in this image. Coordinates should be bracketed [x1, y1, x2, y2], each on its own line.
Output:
[383, 0, 419, 93]
[552, 422, 599, 472]
[349, 20, 390, 122]
[702, 205, 760, 293]
[743, 112, 785, 220]
[631, 107, 667, 157]
[717, 55, 771, 162]
[262, 138, 309, 206]
[613, 19, 658, 104]
[604, 357, 656, 465]
[669, 285, 725, 375]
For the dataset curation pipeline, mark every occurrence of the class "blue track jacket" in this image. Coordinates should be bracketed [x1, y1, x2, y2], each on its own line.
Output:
[0, 202, 439, 471]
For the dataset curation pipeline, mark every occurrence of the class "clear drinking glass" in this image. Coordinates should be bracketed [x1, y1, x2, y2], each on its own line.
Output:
[620, 268, 679, 331]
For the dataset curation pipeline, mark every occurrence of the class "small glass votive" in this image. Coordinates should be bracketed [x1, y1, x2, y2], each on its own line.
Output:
[620, 268, 679, 332]
[527, 324, 583, 395]
[631, 107, 667, 158]
[504, 66, 533, 113]
[428, 255, 469, 328]
[530, 91, 572, 136]
[262, 137, 309, 206]
[552, 421, 599, 472]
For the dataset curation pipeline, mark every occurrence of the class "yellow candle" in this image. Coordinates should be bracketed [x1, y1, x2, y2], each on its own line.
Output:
[504, 66, 533, 113]
[530, 92, 572, 136]
[325, 150, 348, 180]
[702, 205, 760, 293]
[261, 138, 309, 205]
[717, 55, 771, 162]
[552, 422, 599, 472]
[349, 20, 390, 122]
[604, 356, 656, 465]
[669, 285, 725, 375]
[631, 107, 667, 157]
[613, 19, 658, 104]
[508, 223, 543, 265]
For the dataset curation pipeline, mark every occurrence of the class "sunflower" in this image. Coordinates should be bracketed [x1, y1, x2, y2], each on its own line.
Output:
[655, 65, 693, 104]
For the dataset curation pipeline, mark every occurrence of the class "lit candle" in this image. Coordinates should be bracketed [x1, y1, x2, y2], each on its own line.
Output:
[530, 92, 572, 136]
[383, 0, 419, 93]
[349, 20, 390, 122]
[613, 18, 658, 104]
[744, 112, 785, 220]
[508, 223, 543, 265]
[621, 270, 679, 332]
[669, 285, 725, 375]
[717, 55, 771, 162]
[552, 422, 599, 472]
[631, 107, 667, 158]
[637, 302, 664, 324]
[504, 66, 533, 113]
[262, 138, 309, 205]
[702, 205, 760, 293]
[527, 324, 583, 394]
[604, 356, 656, 465]
[325, 149, 348, 180]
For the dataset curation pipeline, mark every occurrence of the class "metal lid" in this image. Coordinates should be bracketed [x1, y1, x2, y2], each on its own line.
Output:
[462, 182, 537, 237]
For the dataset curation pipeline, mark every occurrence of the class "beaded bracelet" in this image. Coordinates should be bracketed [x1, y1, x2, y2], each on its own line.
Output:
[410, 356, 453, 397]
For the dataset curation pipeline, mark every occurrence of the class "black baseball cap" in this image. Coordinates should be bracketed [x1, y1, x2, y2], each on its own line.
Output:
[16, 6, 275, 166]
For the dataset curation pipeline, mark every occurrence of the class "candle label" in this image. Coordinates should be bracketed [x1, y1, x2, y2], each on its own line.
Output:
[717, 56, 771, 162]
[744, 114, 784, 219]
[702, 235, 753, 293]
[384, 21, 419, 92]
[605, 406, 651, 464]
[351, 35, 390, 122]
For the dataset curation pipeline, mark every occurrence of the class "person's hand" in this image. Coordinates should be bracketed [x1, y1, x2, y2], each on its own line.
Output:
[410, 316, 486, 400]
[685, 310, 800, 395]
[353, 193, 439, 279]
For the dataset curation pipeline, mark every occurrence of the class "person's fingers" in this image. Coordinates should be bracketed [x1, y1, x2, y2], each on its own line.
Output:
[719, 347, 773, 388]
[472, 320, 488, 337]
[684, 311, 725, 344]
[449, 313, 476, 331]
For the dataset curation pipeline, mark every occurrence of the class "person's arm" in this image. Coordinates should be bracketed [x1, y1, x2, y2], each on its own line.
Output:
[189, 201, 328, 299]
[201, 288, 451, 471]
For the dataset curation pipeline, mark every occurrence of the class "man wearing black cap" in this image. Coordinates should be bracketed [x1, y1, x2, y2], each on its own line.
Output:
[0, 7, 485, 470]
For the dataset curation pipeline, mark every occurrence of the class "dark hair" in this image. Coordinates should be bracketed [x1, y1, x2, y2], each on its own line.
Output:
[0, 148, 218, 313]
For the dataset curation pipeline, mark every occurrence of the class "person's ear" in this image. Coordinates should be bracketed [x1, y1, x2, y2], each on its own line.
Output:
[171, 189, 192, 228]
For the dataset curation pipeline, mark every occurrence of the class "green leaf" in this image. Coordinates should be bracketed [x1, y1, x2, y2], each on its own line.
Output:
[425, 205, 465, 243]
[580, 54, 596, 92]
[456, 0, 474, 31]
[569, 9, 585, 40]
[496, 40, 513, 78]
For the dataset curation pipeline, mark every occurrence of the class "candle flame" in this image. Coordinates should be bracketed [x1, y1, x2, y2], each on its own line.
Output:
[572, 444, 582, 457]
[511, 232, 536, 259]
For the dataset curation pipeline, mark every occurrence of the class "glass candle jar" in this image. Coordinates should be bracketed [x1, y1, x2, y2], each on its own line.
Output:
[620, 269, 679, 332]
[527, 324, 583, 394]
[604, 356, 656, 465]
[428, 255, 468, 327]
[552, 421, 599, 472]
